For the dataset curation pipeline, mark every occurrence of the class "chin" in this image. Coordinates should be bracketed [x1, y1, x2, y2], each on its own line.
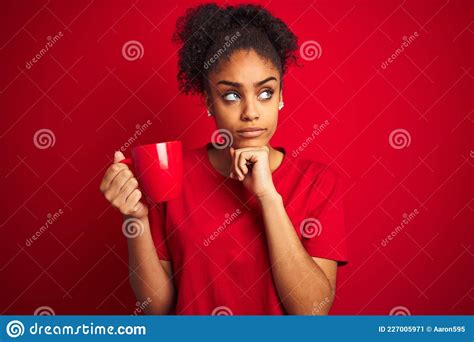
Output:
[233, 139, 267, 148]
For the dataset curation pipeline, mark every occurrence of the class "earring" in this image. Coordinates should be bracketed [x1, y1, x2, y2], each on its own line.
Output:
[278, 102, 284, 110]
[207, 109, 212, 116]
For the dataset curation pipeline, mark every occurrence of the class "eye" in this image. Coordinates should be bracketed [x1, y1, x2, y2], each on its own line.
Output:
[258, 89, 274, 100]
[222, 92, 240, 102]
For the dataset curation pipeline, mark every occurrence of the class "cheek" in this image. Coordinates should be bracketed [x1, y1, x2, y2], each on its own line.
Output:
[266, 108, 279, 125]
[214, 100, 235, 115]
[267, 124, 277, 136]
[213, 113, 236, 132]
[266, 117, 278, 135]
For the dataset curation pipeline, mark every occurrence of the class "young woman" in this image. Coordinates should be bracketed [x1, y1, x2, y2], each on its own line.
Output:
[100, 3, 348, 315]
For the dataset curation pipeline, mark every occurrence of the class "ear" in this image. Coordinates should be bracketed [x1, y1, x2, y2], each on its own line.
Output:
[279, 89, 283, 103]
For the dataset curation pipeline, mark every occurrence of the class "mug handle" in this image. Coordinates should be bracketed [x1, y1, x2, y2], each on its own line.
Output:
[119, 157, 137, 175]
[119, 158, 133, 167]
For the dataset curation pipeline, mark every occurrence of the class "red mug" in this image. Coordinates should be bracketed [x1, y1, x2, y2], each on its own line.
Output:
[120, 141, 183, 203]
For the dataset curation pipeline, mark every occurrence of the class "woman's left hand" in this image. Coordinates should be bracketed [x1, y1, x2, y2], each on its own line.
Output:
[229, 146, 278, 198]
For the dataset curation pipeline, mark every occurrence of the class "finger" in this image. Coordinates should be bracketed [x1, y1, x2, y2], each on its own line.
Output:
[109, 177, 138, 210]
[105, 169, 134, 200]
[228, 147, 237, 179]
[112, 168, 134, 193]
[249, 154, 258, 166]
[230, 148, 238, 180]
[114, 150, 125, 163]
[229, 170, 238, 180]
[115, 177, 139, 203]
[126, 189, 143, 210]
[100, 162, 128, 192]
[112, 186, 137, 210]
[232, 149, 244, 180]
[237, 152, 249, 180]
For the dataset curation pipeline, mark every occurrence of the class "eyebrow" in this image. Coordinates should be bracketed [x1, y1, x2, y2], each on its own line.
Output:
[216, 76, 277, 88]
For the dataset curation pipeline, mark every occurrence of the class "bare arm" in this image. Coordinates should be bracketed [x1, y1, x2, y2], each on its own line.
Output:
[100, 151, 176, 314]
[227, 146, 338, 315]
[257, 192, 337, 315]
[126, 215, 176, 314]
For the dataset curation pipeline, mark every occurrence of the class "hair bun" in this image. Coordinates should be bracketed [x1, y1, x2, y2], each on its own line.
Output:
[173, 3, 298, 95]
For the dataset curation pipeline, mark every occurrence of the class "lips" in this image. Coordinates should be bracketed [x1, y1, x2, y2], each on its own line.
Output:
[236, 127, 266, 138]
[236, 127, 265, 133]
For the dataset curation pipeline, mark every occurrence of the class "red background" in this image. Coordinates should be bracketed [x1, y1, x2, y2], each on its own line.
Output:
[1, 0, 472, 315]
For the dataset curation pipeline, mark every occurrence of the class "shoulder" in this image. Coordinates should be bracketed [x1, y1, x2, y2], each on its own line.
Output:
[291, 156, 341, 186]
[182, 144, 207, 164]
[286, 156, 343, 203]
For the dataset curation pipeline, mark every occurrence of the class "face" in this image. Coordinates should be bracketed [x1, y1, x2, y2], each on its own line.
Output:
[205, 49, 282, 149]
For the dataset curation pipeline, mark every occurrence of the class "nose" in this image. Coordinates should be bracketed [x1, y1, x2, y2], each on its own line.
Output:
[241, 99, 259, 121]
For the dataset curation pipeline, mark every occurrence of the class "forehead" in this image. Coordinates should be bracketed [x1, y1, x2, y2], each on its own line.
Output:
[209, 49, 279, 85]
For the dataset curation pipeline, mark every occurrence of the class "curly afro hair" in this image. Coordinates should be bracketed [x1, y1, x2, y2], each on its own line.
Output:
[173, 3, 299, 96]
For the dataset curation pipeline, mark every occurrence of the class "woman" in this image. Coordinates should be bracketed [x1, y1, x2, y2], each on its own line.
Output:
[100, 3, 348, 315]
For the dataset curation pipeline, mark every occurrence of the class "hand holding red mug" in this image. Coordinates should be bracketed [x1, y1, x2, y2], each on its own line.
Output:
[100, 151, 149, 220]
[100, 141, 183, 221]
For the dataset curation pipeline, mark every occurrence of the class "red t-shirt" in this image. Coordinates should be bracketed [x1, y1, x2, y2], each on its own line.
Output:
[148, 143, 349, 315]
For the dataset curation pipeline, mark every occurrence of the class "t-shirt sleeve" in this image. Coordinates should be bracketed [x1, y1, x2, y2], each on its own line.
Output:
[301, 165, 349, 266]
[148, 202, 171, 261]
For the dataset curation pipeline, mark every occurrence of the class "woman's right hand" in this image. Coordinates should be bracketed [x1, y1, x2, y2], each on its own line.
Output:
[100, 151, 149, 220]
